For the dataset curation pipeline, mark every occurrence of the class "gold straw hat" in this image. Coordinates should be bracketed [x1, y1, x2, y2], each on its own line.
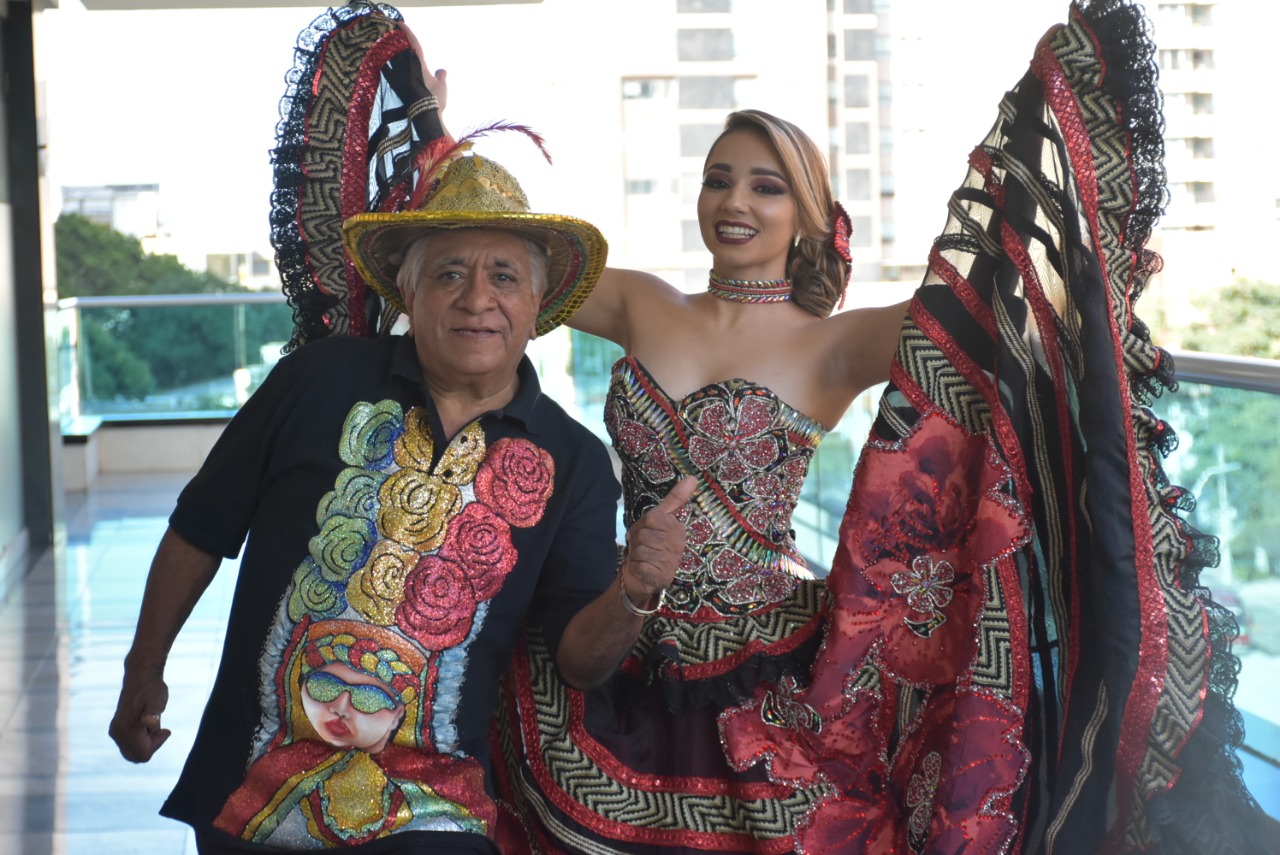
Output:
[343, 152, 607, 336]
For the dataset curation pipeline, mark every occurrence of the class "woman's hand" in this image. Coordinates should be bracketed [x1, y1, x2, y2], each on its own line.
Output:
[401, 25, 447, 113]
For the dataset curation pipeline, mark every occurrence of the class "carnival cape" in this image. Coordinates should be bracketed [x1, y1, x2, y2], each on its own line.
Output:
[271, 1, 439, 349]
[718, 1, 1274, 852]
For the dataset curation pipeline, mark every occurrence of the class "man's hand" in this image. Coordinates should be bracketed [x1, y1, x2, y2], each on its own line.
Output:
[109, 667, 171, 763]
[620, 476, 697, 604]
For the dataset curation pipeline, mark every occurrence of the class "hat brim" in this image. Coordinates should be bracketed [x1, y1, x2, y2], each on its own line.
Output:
[343, 211, 607, 337]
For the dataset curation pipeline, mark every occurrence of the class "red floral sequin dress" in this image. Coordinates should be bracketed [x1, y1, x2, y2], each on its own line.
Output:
[497, 356, 837, 853]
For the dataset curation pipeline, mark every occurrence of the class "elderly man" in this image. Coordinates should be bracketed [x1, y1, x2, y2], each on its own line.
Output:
[109, 151, 692, 855]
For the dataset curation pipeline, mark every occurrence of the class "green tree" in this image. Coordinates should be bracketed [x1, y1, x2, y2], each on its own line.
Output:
[1158, 278, 1280, 580]
[1182, 279, 1280, 360]
[56, 214, 292, 404]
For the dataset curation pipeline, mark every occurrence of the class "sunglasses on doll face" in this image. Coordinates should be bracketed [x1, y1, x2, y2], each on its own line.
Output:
[304, 670, 400, 714]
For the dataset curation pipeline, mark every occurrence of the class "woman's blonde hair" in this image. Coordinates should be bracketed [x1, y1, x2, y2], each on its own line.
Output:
[711, 110, 849, 318]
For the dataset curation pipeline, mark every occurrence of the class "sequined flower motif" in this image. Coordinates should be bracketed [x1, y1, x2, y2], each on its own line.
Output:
[889, 690, 1027, 854]
[606, 398, 675, 485]
[891, 555, 955, 638]
[905, 751, 942, 842]
[825, 411, 1028, 687]
[676, 506, 716, 576]
[437, 502, 516, 600]
[685, 393, 780, 484]
[742, 457, 806, 543]
[708, 546, 796, 606]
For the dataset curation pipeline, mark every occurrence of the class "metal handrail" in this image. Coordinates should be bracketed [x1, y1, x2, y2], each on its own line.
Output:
[58, 293, 286, 309]
[1168, 349, 1280, 395]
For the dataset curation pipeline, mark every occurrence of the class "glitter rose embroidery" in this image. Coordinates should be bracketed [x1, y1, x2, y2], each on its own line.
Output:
[438, 502, 517, 600]
[685, 394, 780, 484]
[475, 437, 555, 528]
[346, 539, 417, 626]
[396, 555, 477, 650]
[378, 468, 463, 553]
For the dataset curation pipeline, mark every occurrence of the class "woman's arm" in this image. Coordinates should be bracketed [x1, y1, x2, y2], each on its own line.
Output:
[565, 266, 676, 351]
[827, 298, 913, 396]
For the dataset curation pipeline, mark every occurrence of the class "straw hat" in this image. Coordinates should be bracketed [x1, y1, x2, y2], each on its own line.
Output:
[343, 153, 607, 336]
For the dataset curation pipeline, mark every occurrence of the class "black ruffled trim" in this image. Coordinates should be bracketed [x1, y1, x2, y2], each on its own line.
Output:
[269, 2, 403, 353]
[1078, 2, 1276, 850]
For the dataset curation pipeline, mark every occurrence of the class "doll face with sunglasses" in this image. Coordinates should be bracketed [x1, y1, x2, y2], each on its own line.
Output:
[301, 662, 406, 754]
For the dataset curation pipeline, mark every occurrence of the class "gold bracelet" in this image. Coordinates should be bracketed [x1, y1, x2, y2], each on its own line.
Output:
[618, 573, 665, 617]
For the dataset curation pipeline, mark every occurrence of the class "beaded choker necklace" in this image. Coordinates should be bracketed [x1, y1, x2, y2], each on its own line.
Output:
[707, 271, 793, 304]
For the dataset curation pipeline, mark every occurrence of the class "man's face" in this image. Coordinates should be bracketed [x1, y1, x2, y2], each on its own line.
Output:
[400, 230, 541, 390]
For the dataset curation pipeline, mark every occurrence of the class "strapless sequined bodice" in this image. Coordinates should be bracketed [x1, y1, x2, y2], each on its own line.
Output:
[605, 356, 827, 616]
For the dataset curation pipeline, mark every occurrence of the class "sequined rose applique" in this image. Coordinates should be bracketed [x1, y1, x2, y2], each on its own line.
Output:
[826, 411, 1028, 687]
[346, 539, 417, 625]
[378, 469, 463, 553]
[396, 555, 477, 650]
[437, 502, 516, 600]
[475, 437, 555, 528]
[685, 393, 780, 484]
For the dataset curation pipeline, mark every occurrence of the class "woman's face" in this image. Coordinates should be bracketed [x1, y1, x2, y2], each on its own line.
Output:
[301, 662, 405, 754]
[698, 129, 799, 280]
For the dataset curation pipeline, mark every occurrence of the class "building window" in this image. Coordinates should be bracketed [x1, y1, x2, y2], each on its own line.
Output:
[851, 215, 874, 248]
[681, 123, 723, 157]
[679, 76, 737, 109]
[626, 179, 659, 195]
[622, 79, 662, 99]
[846, 122, 871, 154]
[1190, 49, 1214, 70]
[677, 29, 734, 61]
[678, 0, 731, 11]
[1188, 182, 1215, 204]
[846, 168, 872, 200]
[682, 219, 705, 252]
[1190, 92, 1214, 114]
[1188, 138, 1215, 159]
[844, 0, 873, 12]
[1189, 4, 1212, 25]
[844, 29, 875, 61]
[844, 75, 870, 108]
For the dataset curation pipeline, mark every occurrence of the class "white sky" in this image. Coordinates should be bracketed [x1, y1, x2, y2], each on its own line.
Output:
[34, 0, 1280, 275]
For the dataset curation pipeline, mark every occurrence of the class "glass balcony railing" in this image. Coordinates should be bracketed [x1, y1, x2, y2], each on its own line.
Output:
[1155, 350, 1280, 762]
[55, 293, 293, 424]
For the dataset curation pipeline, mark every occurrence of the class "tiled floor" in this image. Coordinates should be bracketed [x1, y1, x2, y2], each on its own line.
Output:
[1, 472, 1276, 854]
[0, 472, 232, 854]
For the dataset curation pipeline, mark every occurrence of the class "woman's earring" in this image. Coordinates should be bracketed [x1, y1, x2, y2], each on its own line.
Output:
[793, 234, 801, 248]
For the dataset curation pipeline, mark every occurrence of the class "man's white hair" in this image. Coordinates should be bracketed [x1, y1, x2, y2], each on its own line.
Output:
[395, 229, 550, 298]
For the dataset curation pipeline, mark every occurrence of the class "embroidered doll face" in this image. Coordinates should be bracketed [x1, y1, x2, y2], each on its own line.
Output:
[698, 129, 799, 281]
[301, 662, 406, 754]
